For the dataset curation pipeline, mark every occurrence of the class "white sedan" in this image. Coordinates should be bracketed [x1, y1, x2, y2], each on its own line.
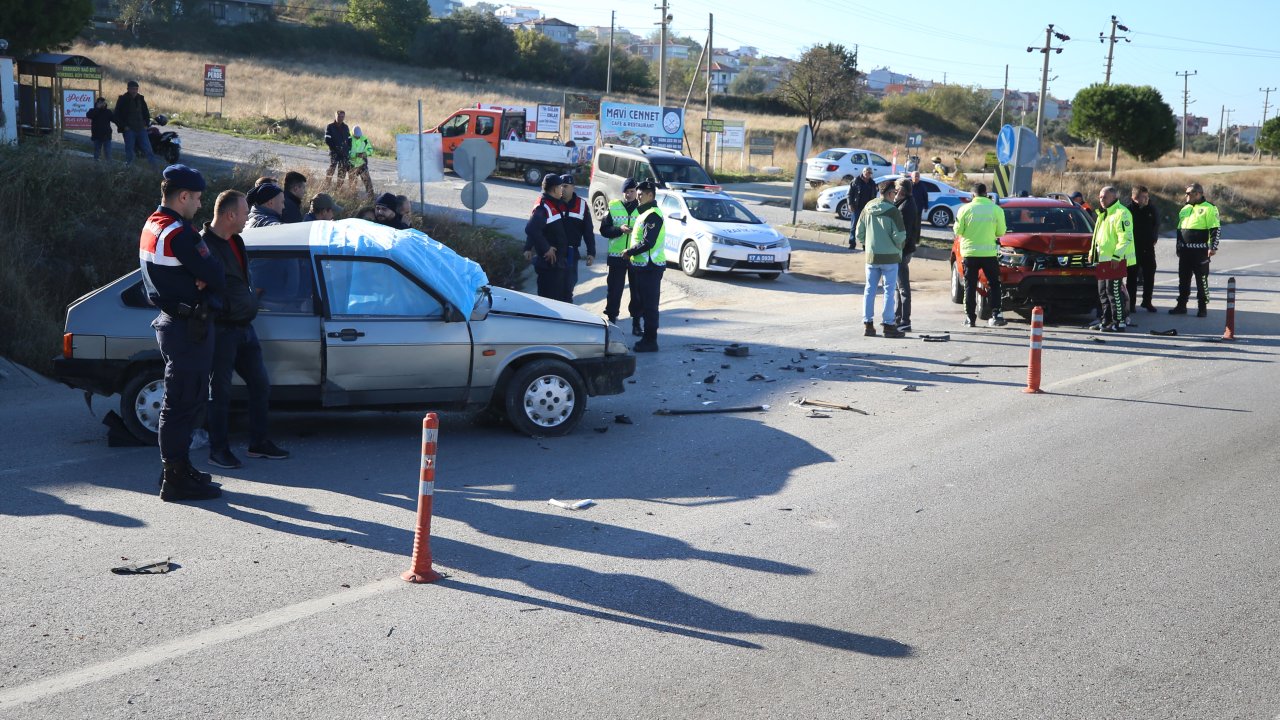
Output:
[815, 174, 974, 227]
[657, 186, 791, 280]
[804, 148, 893, 186]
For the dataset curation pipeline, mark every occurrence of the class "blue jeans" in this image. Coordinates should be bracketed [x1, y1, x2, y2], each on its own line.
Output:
[93, 138, 112, 160]
[122, 129, 158, 166]
[208, 323, 271, 452]
[863, 263, 899, 324]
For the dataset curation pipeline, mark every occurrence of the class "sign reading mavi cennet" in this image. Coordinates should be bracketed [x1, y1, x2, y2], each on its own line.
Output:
[600, 102, 684, 151]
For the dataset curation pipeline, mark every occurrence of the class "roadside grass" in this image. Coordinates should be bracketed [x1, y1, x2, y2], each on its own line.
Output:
[0, 142, 525, 375]
[1033, 168, 1280, 224]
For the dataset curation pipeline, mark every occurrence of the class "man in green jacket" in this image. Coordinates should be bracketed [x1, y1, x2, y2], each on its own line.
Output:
[1090, 185, 1135, 331]
[954, 182, 1008, 327]
[1172, 182, 1221, 317]
[855, 181, 907, 338]
[348, 126, 375, 200]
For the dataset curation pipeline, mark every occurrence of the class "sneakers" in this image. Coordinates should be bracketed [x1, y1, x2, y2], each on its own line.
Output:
[633, 338, 659, 353]
[208, 447, 243, 469]
[896, 323, 911, 332]
[1087, 319, 1105, 330]
[963, 317, 975, 327]
[1196, 306, 1207, 317]
[1169, 304, 1188, 315]
[160, 463, 222, 502]
[881, 324, 906, 338]
[864, 322, 877, 337]
[988, 314, 1008, 327]
[246, 441, 290, 460]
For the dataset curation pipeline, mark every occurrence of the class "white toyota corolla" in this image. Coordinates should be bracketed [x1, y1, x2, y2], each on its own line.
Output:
[656, 185, 791, 280]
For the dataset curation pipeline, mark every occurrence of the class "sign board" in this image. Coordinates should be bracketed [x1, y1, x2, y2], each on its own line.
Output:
[600, 102, 684, 151]
[395, 133, 444, 183]
[906, 132, 924, 148]
[564, 92, 600, 119]
[0, 58, 16, 146]
[701, 118, 724, 133]
[983, 151, 999, 171]
[718, 120, 745, 149]
[570, 119, 598, 164]
[55, 64, 101, 81]
[453, 138, 497, 182]
[536, 104, 562, 135]
[203, 64, 226, 98]
[460, 181, 489, 211]
[794, 125, 813, 161]
[748, 135, 775, 156]
[62, 89, 94, 130]
[996, 124, 1016, 165]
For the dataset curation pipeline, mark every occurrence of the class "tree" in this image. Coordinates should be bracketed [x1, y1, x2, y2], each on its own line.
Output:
[0, 0, 92, 55]
[775, 43, 860, 144]
[1070, 83, 1177, 177]
[727, 69, 767, 96]
[1256, 116, 1280, 155]
[346, 0, 430, 59]
[511, 28, 563, 82]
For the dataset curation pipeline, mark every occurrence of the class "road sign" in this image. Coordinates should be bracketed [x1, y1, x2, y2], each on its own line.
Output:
[906, 132, 924, 148]
[997, 124, 1016, 165]
[203, 64, 226, 98]
[454, 138, 496, 182]
[460, 182, 489, 211]
[795, 125, 813, 161]
[701, 118, 724, 133]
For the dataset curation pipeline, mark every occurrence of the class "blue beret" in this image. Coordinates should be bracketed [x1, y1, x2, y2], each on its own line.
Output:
[162, 164, 205, 192]
[622, 178, 639, 192]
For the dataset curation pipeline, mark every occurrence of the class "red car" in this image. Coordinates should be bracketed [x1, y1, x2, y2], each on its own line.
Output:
[950, 198, 1098, 319]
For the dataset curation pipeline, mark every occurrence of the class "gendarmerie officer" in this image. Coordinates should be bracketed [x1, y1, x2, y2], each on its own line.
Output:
[624, 180, 666, 352]
[140, 164, 225, 502]
[557, 174, 596, 303]
[598, 178, 640, 330]
[525, 173, 568, 300]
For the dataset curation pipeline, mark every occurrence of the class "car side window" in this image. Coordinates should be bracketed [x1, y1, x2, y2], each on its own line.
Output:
[850, 153, 868, 165]
[250, 255, 316, 314]
[659, 195, 682, 215]
[321, 259, 444, 319]
[475, 115, 495, 136]
[870, 154, 890, 167]
[442, 114, 470, 138]
[634, 161, 655, 183]
[598, 154, 615, 175]
[921, 181, 940, 194]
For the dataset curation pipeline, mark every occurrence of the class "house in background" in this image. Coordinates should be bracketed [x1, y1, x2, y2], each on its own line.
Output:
[427, 0, 463, 17]
[628, 43, 692, 62]
[709, 62, 739, 94]
[519, 18, 579, 46]
[495, 5, 541, 24]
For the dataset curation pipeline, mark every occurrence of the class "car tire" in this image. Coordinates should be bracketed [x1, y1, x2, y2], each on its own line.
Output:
[841, 174, 854, 184]
[836, 200, 851, 221]
[591, 193, 609, 222]
[929, 206, 954, 227]
[976, 288, 993, 321]
[680, 241, 705, 278]
[503, 359, 586, 437]
[950, 261, 964, 304]
[523, 166, 545, 186]
[757, 272, 780, 280]
[120, 366, 165, 445]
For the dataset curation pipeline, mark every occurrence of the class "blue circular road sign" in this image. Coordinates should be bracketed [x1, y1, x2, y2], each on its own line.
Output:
[996, 125, 1016, 165]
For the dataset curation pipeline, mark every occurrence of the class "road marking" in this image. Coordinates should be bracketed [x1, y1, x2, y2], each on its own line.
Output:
[1042, 354, 1160, 392]
[0, 577, 405, 710]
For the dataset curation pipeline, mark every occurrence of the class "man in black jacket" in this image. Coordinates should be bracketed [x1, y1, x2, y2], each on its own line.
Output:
[86, 97, 114, 161]
[625, 180, 665, 352]
[281, 171, 307, 223]
[525, 174, 568, 300]
[114, 80, 158, 168]
[1124, 185, 1159, 312]
[847, 167, 877, 250]
[201, 190, 289, 469]
[246, 183, 286, 228]
[893, 177, 921, 331]
[323, 110, 351, 187]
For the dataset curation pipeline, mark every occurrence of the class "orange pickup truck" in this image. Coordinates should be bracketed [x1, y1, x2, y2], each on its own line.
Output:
[427, 107, 583, 186]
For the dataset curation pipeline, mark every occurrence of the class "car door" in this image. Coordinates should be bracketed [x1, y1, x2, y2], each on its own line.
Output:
[847, 152, 869, 173]
[246, 252, 323, 402]
[869, 153, 892, 172]
[316, 256, 472, 407]
[659, 194, 686, 259]
[439, 112, 471, 167]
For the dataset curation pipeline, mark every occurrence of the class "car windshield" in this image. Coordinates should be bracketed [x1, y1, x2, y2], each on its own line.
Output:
[685, 196, 761, 224]
[817, 150, 846, 160]
[1003, 206, 1095, 234]
[651, 161, 713, 185]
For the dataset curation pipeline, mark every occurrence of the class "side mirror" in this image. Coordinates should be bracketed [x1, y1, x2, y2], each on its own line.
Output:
[669, 212, 686, 222]
[469, 287, 492, 322]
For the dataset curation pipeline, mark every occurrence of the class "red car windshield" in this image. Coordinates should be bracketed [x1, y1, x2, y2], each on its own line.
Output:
[1002, 206, 1095, 234]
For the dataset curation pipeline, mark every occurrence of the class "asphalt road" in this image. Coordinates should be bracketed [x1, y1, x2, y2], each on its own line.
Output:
[5, 131, 1280, 718]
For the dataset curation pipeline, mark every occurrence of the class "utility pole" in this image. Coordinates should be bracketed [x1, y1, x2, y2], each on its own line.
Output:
[606, 10, 614, 94]
[1176, 70, 1197, 158]
[1258, 86, 1275, 158]
[1218, 105, 1228, 159]
[704, 14, 713, 169]
[1028, 24, 1070, 142]
[656, 0, 670, 108]
[1000, 64, 1008, 129]
[1224, 108, 1235, 157]
[1095, 15, 1130, 160]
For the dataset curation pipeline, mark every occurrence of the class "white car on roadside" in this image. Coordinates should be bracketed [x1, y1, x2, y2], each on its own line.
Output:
[657, 184, 791, 280]
[815, 174, 974, 227]
[804, 148, 893, 186]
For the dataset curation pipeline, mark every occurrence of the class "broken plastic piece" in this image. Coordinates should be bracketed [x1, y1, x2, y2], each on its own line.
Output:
[724, 344, 750, 357]
[797, 397, 870, 415]
[614, 414, 633, 425]
[110, 558, 174, 575]
[1150, 329, 1178, 336]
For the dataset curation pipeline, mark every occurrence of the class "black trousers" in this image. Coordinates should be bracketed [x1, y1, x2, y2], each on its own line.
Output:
[1128, 248, 1156, 308]
[604, 256, 637, 321]
[1098, 278, 1129, 326]
[153, 313, 214, 464]
[561, 247, 579, 303]
[963, 256, 1001, 320]
[535, 264, 566, 301]
[1176, 249, 1211, 307]
[208, 323, 271, 453]
[631, 264, 664, 338]
[894, 252, 912, 325]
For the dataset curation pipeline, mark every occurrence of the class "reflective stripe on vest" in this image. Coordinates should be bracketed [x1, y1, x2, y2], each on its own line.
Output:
[538, 197, 562, 224]
[564, 195, 586, 221]
[629, 207, 666, 266]
[608, 199, 637, 256]
[139, 212, 185, 267]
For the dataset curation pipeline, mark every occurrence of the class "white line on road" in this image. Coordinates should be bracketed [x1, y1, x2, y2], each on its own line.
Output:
[0, 577, 406, 710]
[1042, 354, 1161, 392]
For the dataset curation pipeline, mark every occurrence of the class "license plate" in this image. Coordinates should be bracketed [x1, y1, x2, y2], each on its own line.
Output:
[748, 254, 774, 263]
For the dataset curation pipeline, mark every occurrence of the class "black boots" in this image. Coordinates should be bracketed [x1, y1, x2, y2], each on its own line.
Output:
[631, 318, 643, 336]
[159, 462, 222, 502]
[1169, 303, 1187, 315]
[1196, 305, 1208, 317]
[633, 336, 658, 352]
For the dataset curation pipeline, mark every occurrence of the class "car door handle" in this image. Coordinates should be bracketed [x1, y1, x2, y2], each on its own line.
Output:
[327, 328, 365, 341]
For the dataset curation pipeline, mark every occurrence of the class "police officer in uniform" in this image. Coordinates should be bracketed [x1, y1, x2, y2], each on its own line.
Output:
[1090, 185, 1135, 332]
[1171, 182, 1221, 317]
[954, 182, 1007, 327]
[140, 165, 225, 502]
[557, 174, 596, 303]
[525, 173, 568, 300]
[598, 178, 640, 329]
[624, 180, 666, 352]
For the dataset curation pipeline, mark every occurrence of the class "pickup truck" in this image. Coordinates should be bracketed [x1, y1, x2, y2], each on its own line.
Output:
[428, 107, 582, 186]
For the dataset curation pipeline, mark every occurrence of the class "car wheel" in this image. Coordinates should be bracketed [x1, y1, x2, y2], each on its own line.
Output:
[523, 166, 545, 186]
[976, 287, 993, 320]
[591, 193, 609, 222]
[950, 261, 964, 304]
[841, 174, 854, 184]
[757, 272, 780, 280]
[929, 206, 954, 227]
[504, 359, 586, 437]
[680, 241, 704, 278]
[120, 367, 164, 445]
[836, 200, 851, 221]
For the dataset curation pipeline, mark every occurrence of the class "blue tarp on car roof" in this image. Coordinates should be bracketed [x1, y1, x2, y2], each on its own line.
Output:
[309, 219, 490, 315]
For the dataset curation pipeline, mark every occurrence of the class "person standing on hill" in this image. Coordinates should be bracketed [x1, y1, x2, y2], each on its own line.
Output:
[348, 126, 375, 200]
[323, 110, 351, 187]
[114, 80, 158, 168]
[86, 97, 115, 161]
[847, 167, 877, 250]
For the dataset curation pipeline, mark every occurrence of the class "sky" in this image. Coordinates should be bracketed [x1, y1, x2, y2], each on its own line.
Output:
[464, 0, 1280, 133]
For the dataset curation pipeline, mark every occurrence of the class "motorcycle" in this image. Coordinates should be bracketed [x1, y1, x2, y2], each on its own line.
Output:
[139, 114, 181, 164]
